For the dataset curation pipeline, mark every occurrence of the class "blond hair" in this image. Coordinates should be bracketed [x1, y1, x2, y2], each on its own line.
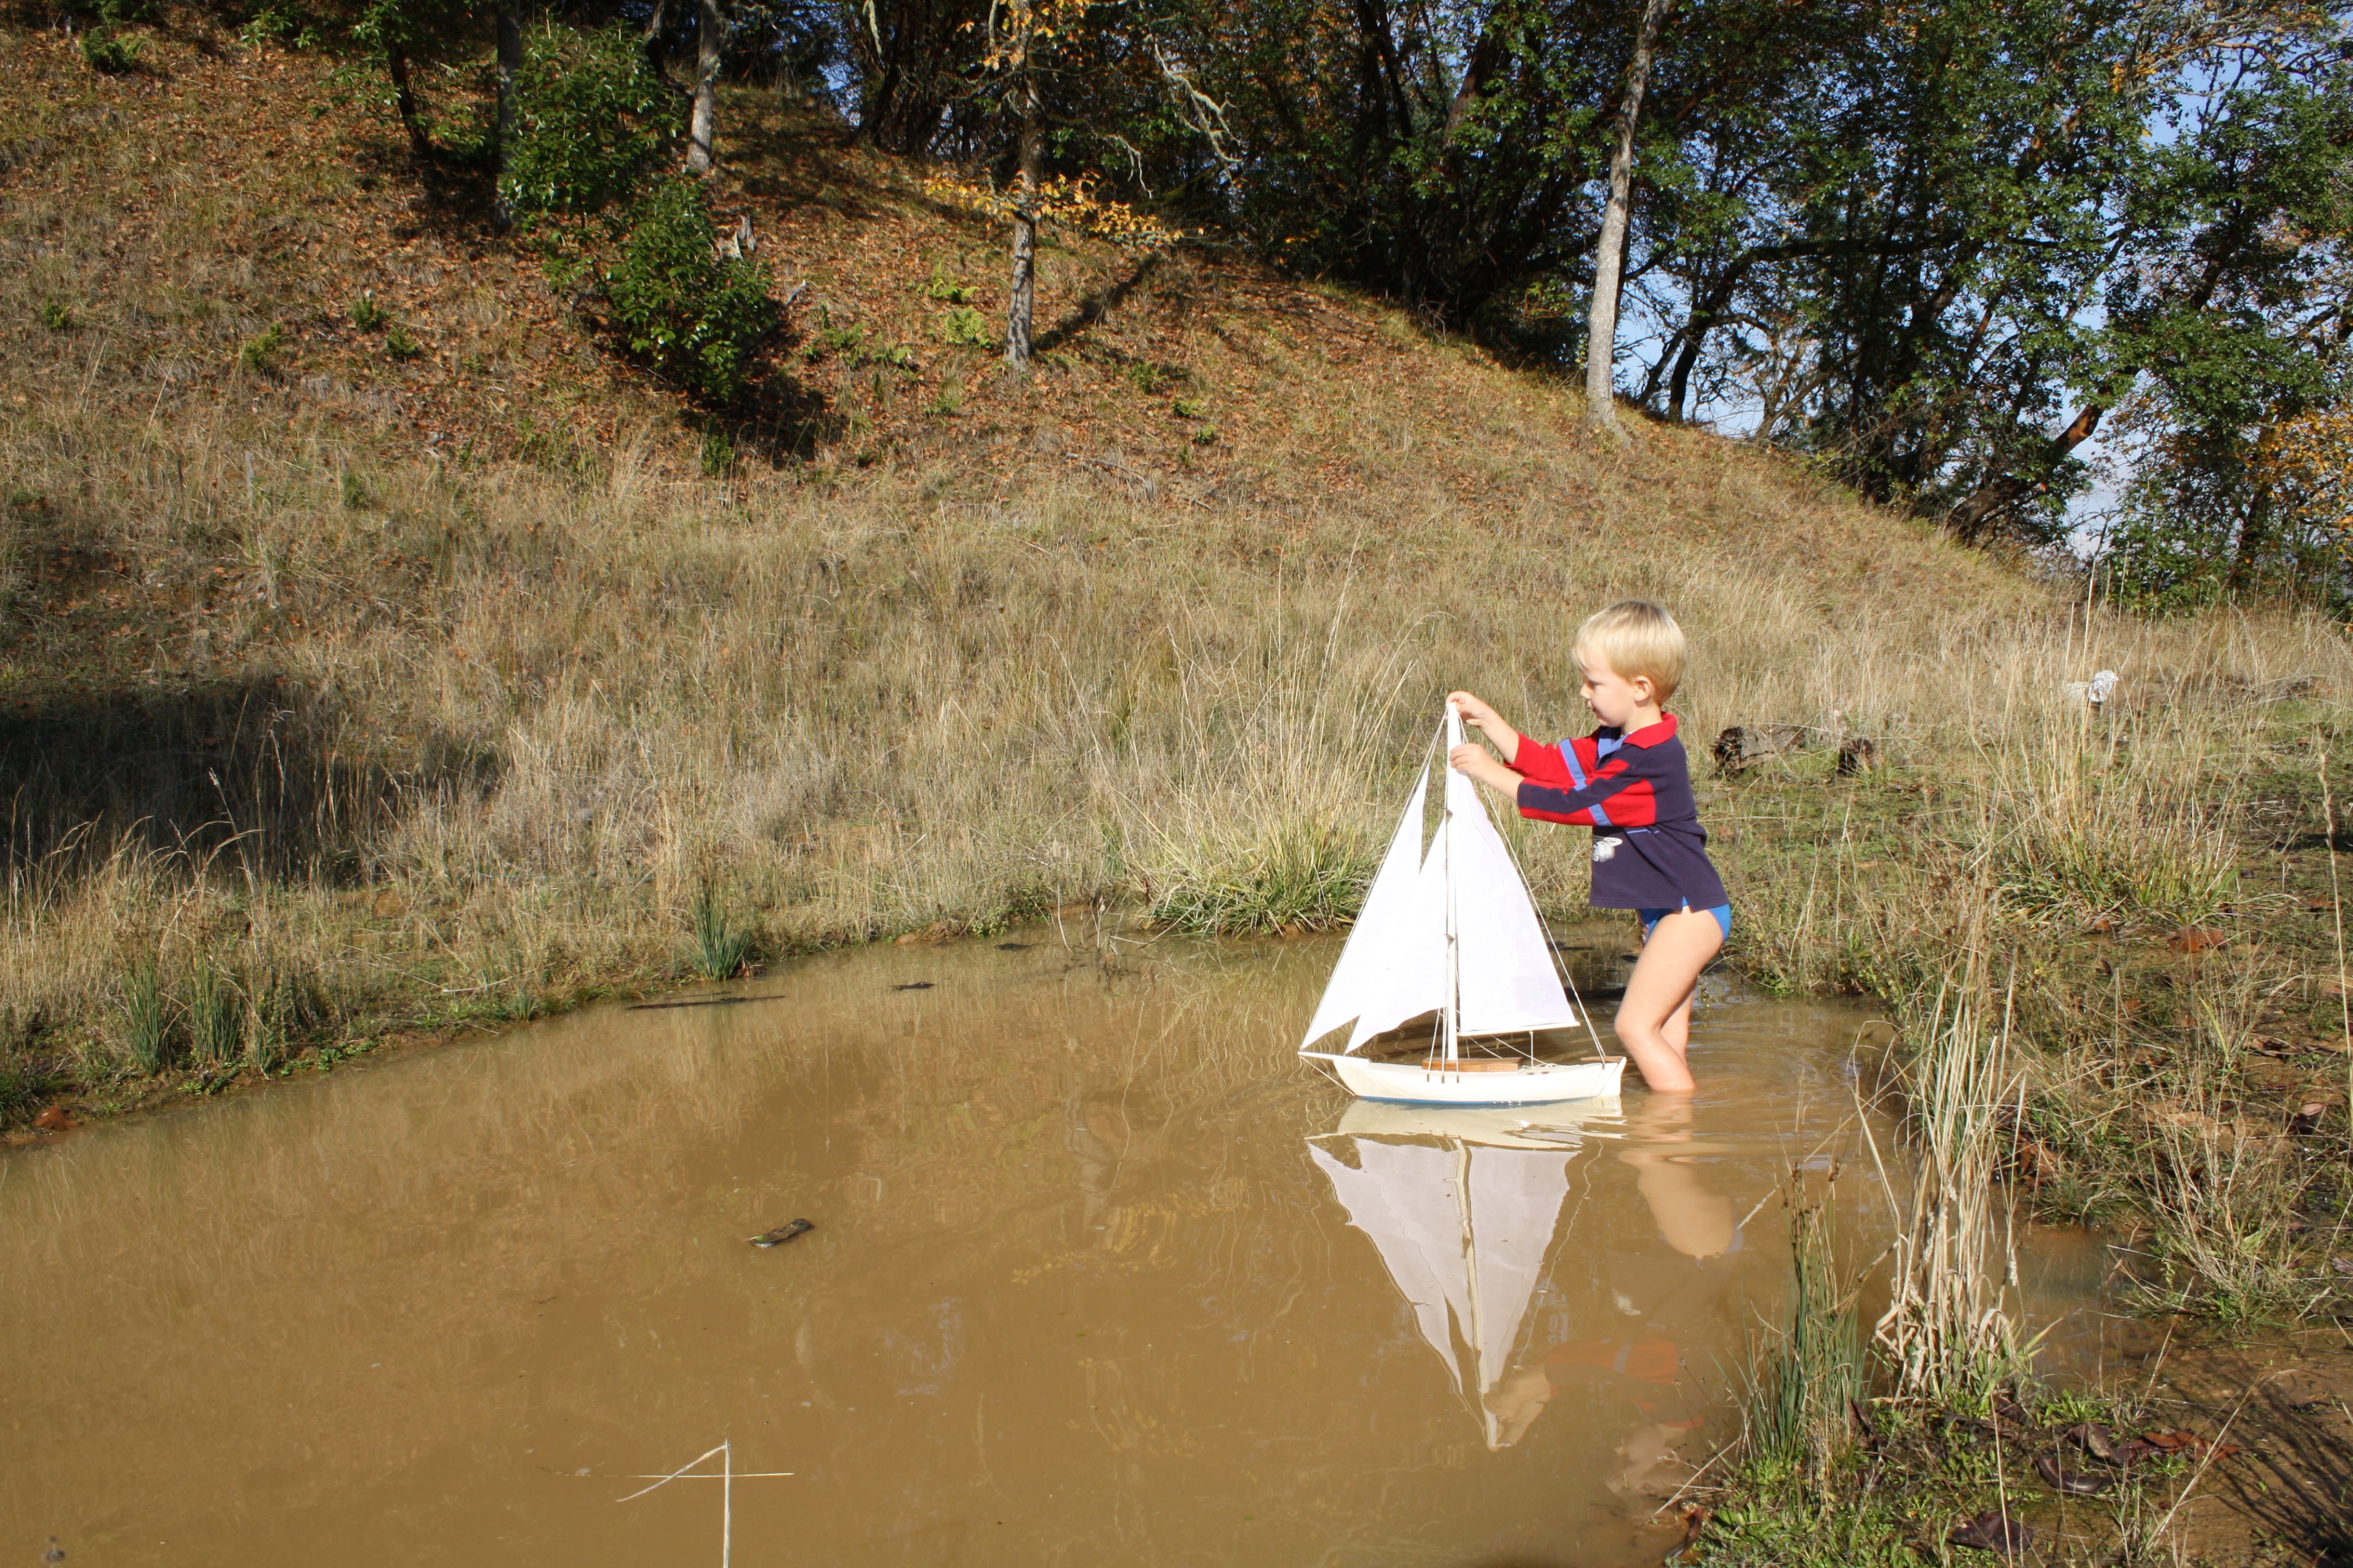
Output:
[1573, 601, 1686, 703]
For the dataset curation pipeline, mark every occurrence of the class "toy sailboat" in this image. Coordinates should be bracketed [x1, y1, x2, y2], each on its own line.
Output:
[1298, 706, 1626, 1106]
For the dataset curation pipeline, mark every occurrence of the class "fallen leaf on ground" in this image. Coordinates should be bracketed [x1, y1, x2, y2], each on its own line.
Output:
[2035, 1450, 2113, 1494]
[2059, 1422, 2120, 1462]
[1949, 1509, 2033, 1555]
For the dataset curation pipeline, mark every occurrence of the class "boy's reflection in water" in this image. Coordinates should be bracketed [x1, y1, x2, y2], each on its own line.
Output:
[1483, 1095, 1739, 1497]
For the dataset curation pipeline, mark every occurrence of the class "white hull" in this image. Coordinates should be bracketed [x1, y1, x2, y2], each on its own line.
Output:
[1306, 1052, 1625, 1106]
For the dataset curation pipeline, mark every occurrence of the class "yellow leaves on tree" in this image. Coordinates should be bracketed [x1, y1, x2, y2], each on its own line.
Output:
[923, 171, 1184, 253]
[2259, 407, 2353, 556]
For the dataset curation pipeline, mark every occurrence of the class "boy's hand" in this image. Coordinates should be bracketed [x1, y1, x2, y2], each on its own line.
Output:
[1449, 743, 1521, 796]
[1446, 691, 1523, 766]
[1447, 690, 1502, 732]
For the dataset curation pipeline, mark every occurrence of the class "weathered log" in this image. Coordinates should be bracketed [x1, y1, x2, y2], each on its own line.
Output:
[1712, 724, 1807, 775]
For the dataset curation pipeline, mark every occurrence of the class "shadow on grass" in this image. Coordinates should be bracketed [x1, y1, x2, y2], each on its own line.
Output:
[2222, 1376, 2353, 1568]
[1036, 252, 1162, 356]
[0, 677, 496, 885]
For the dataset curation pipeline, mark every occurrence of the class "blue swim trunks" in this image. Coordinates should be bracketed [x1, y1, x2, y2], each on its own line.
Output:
[1637, 904, 1733, 943]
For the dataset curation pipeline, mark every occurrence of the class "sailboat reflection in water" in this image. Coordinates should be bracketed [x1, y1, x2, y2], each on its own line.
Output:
[1309, 1100, 1741, 1485]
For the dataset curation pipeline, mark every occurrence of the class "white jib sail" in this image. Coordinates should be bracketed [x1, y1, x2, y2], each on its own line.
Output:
[1298, 768, 1443, 1054]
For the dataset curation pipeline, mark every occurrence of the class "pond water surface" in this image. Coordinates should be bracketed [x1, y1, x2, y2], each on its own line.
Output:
[2, 932, 2100, 1566]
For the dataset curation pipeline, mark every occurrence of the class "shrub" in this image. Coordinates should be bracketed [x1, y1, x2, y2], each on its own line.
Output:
[923, 265, 974, 304]
[80, 24, 142, 73]
[604, 176, 778, 405]
[350, 294, 387, 331]
[700, 426, 735, 477]
[38, 300, 73, 331]
[238, 0, 319, 47]
[238, 323, 286, 376]
[385, 325, 422, 361]
[499, 25, 678, 226]
[939, 305, 991, 347]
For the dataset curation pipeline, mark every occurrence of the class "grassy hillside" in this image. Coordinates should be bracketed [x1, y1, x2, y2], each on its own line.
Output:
[0, 19, 2019, 1048]
[8, 14, 2353, 1561]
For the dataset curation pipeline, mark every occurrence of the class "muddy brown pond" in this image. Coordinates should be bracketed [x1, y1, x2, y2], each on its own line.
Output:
[2, 933, 2105, 1566]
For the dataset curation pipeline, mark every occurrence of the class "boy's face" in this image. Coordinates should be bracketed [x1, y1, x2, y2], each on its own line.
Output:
[1578, 658, 1656, 729]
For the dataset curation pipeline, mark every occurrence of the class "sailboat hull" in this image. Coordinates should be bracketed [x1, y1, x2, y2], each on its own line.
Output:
[1307, 1052, 1626, 1106]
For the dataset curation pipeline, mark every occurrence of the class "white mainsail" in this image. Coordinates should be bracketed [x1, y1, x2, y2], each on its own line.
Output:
[1298, 708, 1578, 1056]
[1308, 1127, 1579, 1447]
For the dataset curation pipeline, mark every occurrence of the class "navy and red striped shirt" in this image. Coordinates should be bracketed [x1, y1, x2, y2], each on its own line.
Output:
[1508, 715, 1728, 912]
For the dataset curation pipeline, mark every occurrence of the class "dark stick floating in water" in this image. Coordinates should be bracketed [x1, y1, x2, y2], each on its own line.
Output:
[996, 942, 1031, 951]
[749, 1219, 815, 1248]
[892, 981, 934, 991]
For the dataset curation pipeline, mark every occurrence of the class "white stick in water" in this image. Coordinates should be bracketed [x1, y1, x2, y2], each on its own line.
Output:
[616, 1442, 795, 1567]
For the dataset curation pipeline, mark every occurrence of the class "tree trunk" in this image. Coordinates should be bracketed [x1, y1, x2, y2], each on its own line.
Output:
[384, 45, 433, 160]
[1584, 0, 1674, 435]
[686, 0, 723, 172]
[493, 0, 522, 230]
[2226, 458, 2276, 593]
[642, 0, 669, 72]
[1005, 68, 1042, 369]
[1945, 403, 2105, 543]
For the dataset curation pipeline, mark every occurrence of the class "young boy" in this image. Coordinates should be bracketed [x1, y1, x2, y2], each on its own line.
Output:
[1447, 601, 1727, 1092]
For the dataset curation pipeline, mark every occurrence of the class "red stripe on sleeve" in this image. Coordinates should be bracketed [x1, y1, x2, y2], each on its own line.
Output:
[1510, 733, 1575, 787]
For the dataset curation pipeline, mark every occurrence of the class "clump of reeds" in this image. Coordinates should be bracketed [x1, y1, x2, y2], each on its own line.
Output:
[1145, 819, 1372, 934]
[185, 957, 241, 1069]
[1869, 983, 2024, 1407]
[1741, 1169, 1866, 1501]
[689, 883, 754, 980]
[115, 962, 170, 1075]
[1990, 729, 2238, 930]
[2130, 1077, 2320, 1328]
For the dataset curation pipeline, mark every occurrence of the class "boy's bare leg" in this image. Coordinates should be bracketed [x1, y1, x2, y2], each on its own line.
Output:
[1661, 990, 1694, 1055]
[1614, 910, 1722, 1092]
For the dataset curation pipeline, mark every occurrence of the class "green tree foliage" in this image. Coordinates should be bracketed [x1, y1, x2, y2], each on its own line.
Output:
[2095, 41, 2353, 606]
[499, 24, 681, 224]
[603, 175, 780, 405]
